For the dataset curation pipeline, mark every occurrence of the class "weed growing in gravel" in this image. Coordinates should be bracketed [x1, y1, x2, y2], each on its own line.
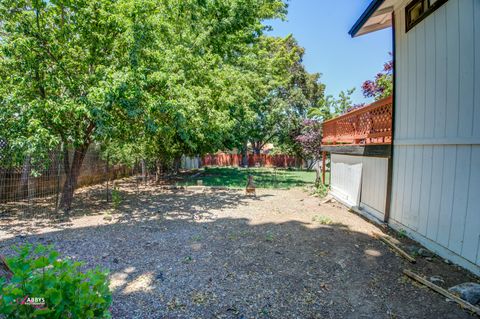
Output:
[228, 231, 250, 241]
[182, 256, 193, 264]
[265, 232, 275, 242]
[227, 233, 238, 240]
[314, 183, 329, 198]
[312, 215, 333, 225]
[191, 291, 209, 304]
[191, 234, 202, 242]
[167, 297, 186, 310]
[111, 186, 122, 210]
[260, 307, 271, 316]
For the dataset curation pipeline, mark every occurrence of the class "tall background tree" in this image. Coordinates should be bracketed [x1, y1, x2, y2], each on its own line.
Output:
[226, 35, 326, 164]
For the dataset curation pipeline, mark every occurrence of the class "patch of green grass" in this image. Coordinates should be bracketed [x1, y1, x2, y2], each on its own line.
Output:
[178, 167, 319, 189]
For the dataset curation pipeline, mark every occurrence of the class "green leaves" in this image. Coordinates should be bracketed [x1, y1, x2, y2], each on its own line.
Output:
[45, 288, 62, 306]
[0, 0, 297, 175]
[0, 244, 112, 319]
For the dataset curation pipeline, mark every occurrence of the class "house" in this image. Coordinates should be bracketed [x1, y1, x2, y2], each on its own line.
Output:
[322, 0, 480, 276]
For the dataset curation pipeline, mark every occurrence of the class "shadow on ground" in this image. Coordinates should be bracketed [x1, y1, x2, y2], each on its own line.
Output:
[0, 178, 272, 236]
[0, 188, 476, 318]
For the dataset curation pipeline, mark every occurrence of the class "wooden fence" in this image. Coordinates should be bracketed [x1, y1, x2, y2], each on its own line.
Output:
[201, 154, 301, 168]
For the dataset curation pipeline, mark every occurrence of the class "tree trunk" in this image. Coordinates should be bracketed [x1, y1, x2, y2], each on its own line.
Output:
[59, 146, 88, 211]
[241, 141, 249, 167]
[141, 159, 147, 183]
[27, 171, 35, 202]
[155, 160, 162, 183]
[252, 141, 262, 155]
[315, 164, 321, 187]
[0, 169, 6, 203]
[173, 156, 181, 173]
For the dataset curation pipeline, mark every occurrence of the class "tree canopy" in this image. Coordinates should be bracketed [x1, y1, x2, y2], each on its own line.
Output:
[0, 0, 291, 208]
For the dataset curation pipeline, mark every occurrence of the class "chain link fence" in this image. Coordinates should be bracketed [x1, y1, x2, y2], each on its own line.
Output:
[0, 144, 140, 218]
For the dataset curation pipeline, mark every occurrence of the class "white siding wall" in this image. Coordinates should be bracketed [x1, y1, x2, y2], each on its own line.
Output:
[360, 157, 388, 219]
[392, 0, 480, 274]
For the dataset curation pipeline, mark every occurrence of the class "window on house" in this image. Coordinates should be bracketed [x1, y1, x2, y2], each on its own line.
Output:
[405, 0, 448, 32]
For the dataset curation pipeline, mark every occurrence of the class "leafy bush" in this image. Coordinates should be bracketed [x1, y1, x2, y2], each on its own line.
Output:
[0, 244, 111, 318]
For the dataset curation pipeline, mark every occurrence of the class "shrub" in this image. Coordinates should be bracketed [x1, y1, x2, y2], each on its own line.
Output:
[0, 244, 111, 318]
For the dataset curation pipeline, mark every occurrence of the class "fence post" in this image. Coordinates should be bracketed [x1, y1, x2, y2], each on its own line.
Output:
[54, 144, 63, 215]
[106, 154, 110, 203]
[26, 157, 35, 217]
[141, 159, 146, 184]
[322, 151, 326, 185]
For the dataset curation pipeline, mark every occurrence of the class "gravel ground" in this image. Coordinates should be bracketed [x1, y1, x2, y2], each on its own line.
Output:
[0, 178, 478, 318]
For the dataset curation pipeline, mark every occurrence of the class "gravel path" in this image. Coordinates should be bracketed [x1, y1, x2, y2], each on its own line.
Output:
[0, 179, 478, 318]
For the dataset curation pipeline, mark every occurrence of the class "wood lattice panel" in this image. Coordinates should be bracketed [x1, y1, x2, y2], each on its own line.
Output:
[322, 96, 393, 145]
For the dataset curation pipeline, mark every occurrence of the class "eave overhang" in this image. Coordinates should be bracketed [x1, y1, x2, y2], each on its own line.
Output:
[349, 0, 394, 37]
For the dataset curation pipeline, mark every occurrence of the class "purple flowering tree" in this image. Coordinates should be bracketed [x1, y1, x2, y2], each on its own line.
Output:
[295, 119, 323, 186]
[345, 103, 365, 114]
[362, 56, 393, 101]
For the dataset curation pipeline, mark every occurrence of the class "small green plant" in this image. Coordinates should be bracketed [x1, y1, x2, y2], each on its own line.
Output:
[167, 297, 186, 310]
[0, 244, 111, 319]
[227, 233, 237, 241]
[398, 229, 407, 238]
[182, 256, 193, 264]
[312, 215, 333, 225]
[111, 185, 122, 210]
[265, 232, 275, 242]
[191, 234, 202, 242]
[191, 291, 208, 304]
[314, 183, 329, 198]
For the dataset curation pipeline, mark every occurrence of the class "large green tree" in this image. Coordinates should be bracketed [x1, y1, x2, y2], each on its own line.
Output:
[0, 0, 287, 210]
[0, 0, 136, 209]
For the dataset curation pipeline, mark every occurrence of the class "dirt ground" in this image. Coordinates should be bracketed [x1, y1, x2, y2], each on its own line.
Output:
[0, 178, 478, 318]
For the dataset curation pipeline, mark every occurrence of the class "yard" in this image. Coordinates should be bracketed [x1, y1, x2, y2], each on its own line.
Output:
[0, 178, 476, 318]
[178, 167, 324, 189]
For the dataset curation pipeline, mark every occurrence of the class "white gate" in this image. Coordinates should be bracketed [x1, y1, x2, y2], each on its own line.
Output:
[330, 154, 388, 221]
[330, 154, 363, 207]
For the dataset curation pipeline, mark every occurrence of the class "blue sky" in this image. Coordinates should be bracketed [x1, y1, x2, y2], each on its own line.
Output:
[267, 0, 392, 104]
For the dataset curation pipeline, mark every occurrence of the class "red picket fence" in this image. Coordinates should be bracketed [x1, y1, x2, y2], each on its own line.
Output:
[201, 154, 301, 168]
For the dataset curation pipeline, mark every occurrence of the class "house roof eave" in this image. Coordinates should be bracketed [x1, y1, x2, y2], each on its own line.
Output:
[349, 0, 388, 38]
